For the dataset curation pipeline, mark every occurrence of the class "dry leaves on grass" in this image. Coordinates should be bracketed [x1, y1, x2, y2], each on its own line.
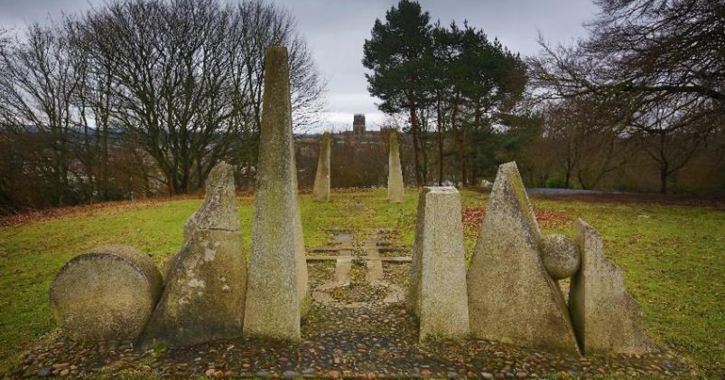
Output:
[461, 207, 573, 230]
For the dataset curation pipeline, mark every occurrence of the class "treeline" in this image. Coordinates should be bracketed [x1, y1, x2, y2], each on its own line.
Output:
[0, 0, 325, 214]
[364, 0, 725, 194]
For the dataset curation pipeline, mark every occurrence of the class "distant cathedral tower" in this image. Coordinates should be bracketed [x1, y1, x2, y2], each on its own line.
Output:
[353, 114, 366, 135]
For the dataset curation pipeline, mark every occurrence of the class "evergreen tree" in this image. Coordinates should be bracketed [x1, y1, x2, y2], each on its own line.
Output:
[363, 0, 433, 186]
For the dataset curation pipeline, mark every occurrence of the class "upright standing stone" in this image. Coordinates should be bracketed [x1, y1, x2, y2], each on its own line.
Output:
[388, 131, 404, 203]
[139, 162, 246, 347]
[244, 46, 308, 341]
[50, 244, 162, 342]
[569, 219, 658, 354]
[313, 133, 332, 202]
[467, 162, 579, 354]
[409, 187, 470, 342]
[292, 129, 311, 317]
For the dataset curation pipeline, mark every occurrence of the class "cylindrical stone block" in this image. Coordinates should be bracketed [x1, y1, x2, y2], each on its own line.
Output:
[50, 244, 162, 342]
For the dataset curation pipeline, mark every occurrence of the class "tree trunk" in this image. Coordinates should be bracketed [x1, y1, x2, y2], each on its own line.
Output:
[660, 163, 668, 194]
[101, 123, 109, 201]
[451, 92, 465, 186]
[436, 92, 444, 186]
[408, 98, 423, 186]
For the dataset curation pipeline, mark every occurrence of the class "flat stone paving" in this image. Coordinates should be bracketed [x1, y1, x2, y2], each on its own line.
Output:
[13, 230, 694, 379]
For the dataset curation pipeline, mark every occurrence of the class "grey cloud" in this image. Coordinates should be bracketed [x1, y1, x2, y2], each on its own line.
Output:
[0, 0, 598, 131]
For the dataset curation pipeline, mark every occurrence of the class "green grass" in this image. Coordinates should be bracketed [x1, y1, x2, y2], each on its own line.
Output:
[0, 188, 723, 377]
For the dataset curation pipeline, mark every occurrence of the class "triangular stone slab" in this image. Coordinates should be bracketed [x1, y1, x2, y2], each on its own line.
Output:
[466, 162, 579, 354]
[244, 46, 308, 341]
[569, 219, 658, 354]
[138, 162, 246, 348]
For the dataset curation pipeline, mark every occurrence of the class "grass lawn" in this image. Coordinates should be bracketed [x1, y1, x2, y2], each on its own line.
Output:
[0, 188, 723, 377]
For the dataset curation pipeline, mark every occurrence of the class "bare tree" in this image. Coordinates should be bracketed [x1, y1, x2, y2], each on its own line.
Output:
[0, 0, 326, 213]
[0, 23, 84, 205]
[529, 0, 725, 193]
[82, 0, 326, 194]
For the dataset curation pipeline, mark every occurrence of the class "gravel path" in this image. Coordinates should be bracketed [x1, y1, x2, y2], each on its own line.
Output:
[11, 230, 694, 379]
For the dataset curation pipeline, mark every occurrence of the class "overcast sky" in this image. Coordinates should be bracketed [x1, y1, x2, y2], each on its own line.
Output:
[0, 0, 599, 132]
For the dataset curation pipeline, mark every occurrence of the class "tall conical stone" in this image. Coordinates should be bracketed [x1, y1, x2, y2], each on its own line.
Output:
[409, 187, 470, 342]
[138, 162, 246, 347]
[388, 131, 404, 203]
[466, 162, 579, 354]
[569, 219, 658, 354]
[244, 46, 308, 341]
[313, 133, 332, 202]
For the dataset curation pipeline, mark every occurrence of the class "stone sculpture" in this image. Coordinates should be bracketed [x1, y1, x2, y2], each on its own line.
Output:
[313, 133, 332, 202]
[467, 162, 580, 354]
[244, 46, 308, 341]
[569, 219, 658, 354]
[540, 234, 580, 280]
[409, 187, 470, 342]
[292, 130, 311, 318]
[387, 130, 404, 203]
[50, 244, 162, 342]
[138, 162, 246, 347]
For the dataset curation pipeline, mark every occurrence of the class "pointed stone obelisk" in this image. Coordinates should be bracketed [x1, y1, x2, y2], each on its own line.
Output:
[569, 219, 658, 354]
[138, 162, 246, 348]
[244, 46, 308, 341]
[388, 131, 404, 203]
[312, 133, 332, 202]
[409, 187, 470, 342]
[467, 162, 579, 354]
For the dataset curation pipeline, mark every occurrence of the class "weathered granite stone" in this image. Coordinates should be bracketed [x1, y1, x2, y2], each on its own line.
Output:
[387, 131, 404, 203]
[569, 219, 658, 354]
[466, 162, 579, 354]
[244, 46, 307, 341]
[409, 187, 470, 342]
[540, 234, 580, 280]
[292, 130, 311, 317]
[312, 133, 332, 202]
[138, 162, 246, 347]
[50, 244, 162, 342]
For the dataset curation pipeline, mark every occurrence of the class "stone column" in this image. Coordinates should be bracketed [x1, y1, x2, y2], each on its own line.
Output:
[388, 130, 404, 203]
[244, 46, 307, 341]
[569, 219, 657, 354]
[466, 162, 580, 354]
[313, 133, 331, 202]
[139, 162, 247, 348]
[409, 187, 470, 342]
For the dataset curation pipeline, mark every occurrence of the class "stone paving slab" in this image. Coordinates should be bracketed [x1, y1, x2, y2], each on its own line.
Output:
[310, 246, 406, 252]
[334, 258, 352, 286]
[306, 256, 412, 262]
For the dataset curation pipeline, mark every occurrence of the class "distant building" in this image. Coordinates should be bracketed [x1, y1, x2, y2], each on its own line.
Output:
[294, 113, 394, 189]
[353, 114, 366, 135]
